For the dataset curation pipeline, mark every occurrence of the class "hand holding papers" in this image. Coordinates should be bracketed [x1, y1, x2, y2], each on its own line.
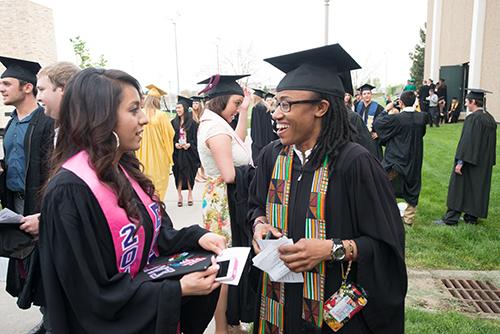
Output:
[252, 236, 303, 283]
[0, 208, 22, 225]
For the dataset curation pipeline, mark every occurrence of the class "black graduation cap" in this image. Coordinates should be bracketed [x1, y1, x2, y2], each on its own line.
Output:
[177, 95, 193, 110]
[197, 74, 250, 98]
[465, 88, 492, 101]
[264, 91, 276, 99]
[190, 95, 204, 102]
[0, 56, 41, 85]
[357, 83, 376, 92]
[263, 44, 360, 97]
[252, 88, 266, 98]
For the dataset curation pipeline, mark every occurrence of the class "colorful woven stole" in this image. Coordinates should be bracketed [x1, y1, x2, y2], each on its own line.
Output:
[258, 146, 329, 333]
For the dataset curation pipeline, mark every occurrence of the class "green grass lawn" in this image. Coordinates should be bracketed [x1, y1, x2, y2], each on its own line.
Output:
[405, 123, 500, 270]
[406, 308, 500, 333]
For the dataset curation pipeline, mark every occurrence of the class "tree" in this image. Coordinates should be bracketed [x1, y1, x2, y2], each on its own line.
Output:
[409, 26, 426, 86]
[69, 36, 108, 69]
[222, 43, 257, 85]
[386, 84, 405, 97]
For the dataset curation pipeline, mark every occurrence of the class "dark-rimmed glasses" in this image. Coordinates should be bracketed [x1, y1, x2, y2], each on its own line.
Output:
[275, 99, 322, 113]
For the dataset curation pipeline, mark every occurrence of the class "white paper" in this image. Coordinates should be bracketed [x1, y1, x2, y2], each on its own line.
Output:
[276, 270, 303, 283]
[252, 237, 303, 283]
[215, 247, 250, 286]
[0, 208, 22, 224]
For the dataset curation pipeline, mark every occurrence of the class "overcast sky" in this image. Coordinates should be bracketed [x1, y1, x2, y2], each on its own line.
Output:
[34, 0, 428, 95]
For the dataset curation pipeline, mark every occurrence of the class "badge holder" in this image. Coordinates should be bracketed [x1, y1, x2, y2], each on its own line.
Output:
[323, 261, 368, 332]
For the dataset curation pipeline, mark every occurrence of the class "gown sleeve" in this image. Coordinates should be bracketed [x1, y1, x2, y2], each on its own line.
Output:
[455, 115, 481, 165]
[346, 152, 407, 333]
[248, 142, 276, 223]
[373, 112, 400, 145]
[40, 180, 184, 334]
[161, 114, 175, 165]
[157, 212, 208, 256]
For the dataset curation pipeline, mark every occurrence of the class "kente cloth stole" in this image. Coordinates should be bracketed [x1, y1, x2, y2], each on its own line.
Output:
[258, 146, 329, 333]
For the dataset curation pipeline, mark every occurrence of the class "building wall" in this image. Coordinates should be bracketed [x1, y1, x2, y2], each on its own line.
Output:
[439, 0, 473, 66]
[0, 0, 57, 128]
[426, 0, 499, 121]
[481, 0, 500, 119]
[424, 0, 434, 83]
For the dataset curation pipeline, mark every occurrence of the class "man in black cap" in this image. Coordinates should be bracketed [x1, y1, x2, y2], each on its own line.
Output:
[355, 83, 384, 160]
[250, 88, 278, 163]
[0, 56, 54, 333]
[249, 44, 406, 334]
[374, 90, 428, 226]
[435, 88, 497, 226]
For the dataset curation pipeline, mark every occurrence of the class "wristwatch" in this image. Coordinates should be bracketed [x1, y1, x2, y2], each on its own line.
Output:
[330, 238, 346, 261]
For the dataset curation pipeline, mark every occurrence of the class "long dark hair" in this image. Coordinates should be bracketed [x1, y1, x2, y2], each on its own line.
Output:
[172, 102, 195, 132]
[49, 68, 162, 229]
[310, 93, 354, 169]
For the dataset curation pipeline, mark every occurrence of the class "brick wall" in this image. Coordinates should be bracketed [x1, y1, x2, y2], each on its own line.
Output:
[0, 0, 57, 129]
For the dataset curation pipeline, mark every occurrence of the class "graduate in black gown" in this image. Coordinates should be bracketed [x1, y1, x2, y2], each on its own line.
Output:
[355, 83, 385, 160]
[39, 68, 225, 334]
[249, 44, 406, 334]
[374, 91, 428, 226]
[342, 78, 378, 158]
[347, 109, 378, 158]
[172, 96, 200, 207]
[435, 88, 497, 226]
[251, 88, 278, 163]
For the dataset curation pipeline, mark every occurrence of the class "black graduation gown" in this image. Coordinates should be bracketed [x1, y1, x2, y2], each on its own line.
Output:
[347, 110, 379, 159]
[374, 110, 427, 206]
[226, 165, 258, 325]
[418, 85, 430, 112]
[446, 109, 497, 218]
[172, 118, 200, 190]
[357, 102, 385, 160]
[250, 102, 278, 163]
[249, 142, 407, 334]
[39, 169, 219, 334]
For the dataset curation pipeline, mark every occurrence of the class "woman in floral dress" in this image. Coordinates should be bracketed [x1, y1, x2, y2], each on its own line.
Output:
[197, 74, 252, 334]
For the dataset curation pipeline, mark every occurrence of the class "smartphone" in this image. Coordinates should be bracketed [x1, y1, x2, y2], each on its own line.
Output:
[215, 258, 237, 281]
[216, 260, 230, 278]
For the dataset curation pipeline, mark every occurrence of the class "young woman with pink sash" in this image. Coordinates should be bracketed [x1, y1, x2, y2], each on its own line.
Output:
[39, 68, 226, 334]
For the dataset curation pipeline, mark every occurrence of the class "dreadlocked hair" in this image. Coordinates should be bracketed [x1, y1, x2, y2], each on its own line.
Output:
[310, 92, 354, 169]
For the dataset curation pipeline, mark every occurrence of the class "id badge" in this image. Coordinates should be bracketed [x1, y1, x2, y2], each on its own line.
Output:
[323, 283, 367, 332]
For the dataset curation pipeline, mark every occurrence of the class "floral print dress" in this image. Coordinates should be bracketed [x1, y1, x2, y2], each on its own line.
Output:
[197, 109, 251, 246]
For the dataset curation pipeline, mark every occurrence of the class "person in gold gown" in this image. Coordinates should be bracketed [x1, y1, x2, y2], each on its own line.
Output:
[136, 84, 175, 202]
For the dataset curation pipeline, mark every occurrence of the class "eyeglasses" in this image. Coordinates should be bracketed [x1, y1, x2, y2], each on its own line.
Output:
[275, 99, 322, 113]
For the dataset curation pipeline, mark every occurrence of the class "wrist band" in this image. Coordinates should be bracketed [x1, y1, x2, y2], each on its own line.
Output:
[252, 218, 267, 233]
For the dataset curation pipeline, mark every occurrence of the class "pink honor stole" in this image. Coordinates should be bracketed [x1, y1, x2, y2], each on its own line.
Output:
[63, 151, 161, 277]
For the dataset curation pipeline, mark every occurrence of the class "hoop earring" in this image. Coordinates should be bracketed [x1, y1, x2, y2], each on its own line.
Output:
[112, 131, 120, 150]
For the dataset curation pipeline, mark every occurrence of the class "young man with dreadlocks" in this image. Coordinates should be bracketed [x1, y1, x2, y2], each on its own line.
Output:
[248, 44, 407, 334]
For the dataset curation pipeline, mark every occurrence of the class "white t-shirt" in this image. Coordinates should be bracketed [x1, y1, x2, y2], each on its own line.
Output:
[197, 110, 251, 177]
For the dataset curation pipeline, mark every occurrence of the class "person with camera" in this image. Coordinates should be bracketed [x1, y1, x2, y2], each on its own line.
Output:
[373, 91, 428, 226]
